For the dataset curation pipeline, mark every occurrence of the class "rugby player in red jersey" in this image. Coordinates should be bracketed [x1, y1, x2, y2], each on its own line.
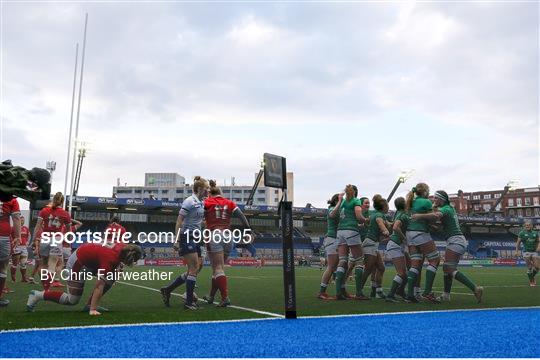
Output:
[27, 242, 142, 315]
[0, 194, 21, 306]
[10, 216, 31, 282]
[202, 180, 252, 307]
[33, 192, 72, 290]
[104, 216, 127, 247]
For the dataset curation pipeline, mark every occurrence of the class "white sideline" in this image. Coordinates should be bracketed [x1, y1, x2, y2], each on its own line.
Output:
[2, 305, 538, 334]
[116, 280, 284, 318]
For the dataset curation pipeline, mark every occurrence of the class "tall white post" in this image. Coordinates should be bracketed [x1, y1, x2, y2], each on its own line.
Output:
[69, 13, 88, 214]
[63, 43, 79, 209]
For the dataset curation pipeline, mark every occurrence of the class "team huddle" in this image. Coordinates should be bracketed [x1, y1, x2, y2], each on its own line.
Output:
[0, 178, 538, 315]
[319, 183, 483, 304]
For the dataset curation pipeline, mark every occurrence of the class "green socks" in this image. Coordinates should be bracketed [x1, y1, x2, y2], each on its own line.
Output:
[455, 271, 476, 292]
[423, 265, 437, 295]
[335, 268, 345, 296]
[388, 275, 405, 298]
[407, 268, 419, 297]
[443, 273, 453, 293]
[355, 267, 365, 296]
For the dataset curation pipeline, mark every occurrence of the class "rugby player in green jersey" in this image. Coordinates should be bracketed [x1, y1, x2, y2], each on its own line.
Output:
[317, 194, 340, 300]
[412, 190, 483, 302]
[516, 221, 540, 286]
[385, 197, 410, 302]
[345, 197, 370, 285]
[358, 194, 390, 299]
[330, 184, 369, 300]
[405, 183, 440, 303]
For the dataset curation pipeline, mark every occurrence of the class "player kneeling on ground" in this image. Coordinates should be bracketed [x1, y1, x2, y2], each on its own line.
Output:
[26, 242, 142, 315]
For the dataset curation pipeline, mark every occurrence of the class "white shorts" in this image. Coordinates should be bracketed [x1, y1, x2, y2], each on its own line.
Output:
[207, 229, 234, 254]
[362, 238, 378, 256]
[337, 230, 362, 246]
[523, 252, 539, 259]
[13, 245, 28, 257]
[0, 236, 10, 261]
[40, 239, 63, 258]
[406, 231, 433, 246]
[386, 240, 406, 260]
[62, 247, 72, 261]
[323, 236, 338, 256]
[65, 250, 93, 284]
[446, 235, 468, 255]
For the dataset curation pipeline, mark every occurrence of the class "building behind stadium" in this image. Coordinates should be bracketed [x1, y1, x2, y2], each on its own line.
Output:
[113, 172, 294, 207]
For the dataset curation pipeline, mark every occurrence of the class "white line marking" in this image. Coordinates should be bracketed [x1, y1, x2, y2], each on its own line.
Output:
[116, 281, 284, 318]
[298, 305, 540, 321]
[2, 305, 538, 334]
[0, 315, 281, 334]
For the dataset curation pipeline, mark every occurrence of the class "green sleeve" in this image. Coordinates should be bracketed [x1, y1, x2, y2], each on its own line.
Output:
[438, 206, 451, 220]
[420, 198, 433, 212]
[518, 231, 525, 239]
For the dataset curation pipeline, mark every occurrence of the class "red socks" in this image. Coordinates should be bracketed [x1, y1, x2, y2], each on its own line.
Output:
[210, 277, 218, 298]
[44, 290, 64, 303]
[215, 274, 228, 299]
[21, 268, 27, 282]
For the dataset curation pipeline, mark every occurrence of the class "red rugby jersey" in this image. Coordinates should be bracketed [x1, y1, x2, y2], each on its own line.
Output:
[0, 198, 20, 237]
[204, 196, 237, 230]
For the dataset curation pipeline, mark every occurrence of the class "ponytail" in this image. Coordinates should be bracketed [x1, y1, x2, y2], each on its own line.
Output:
[406, 183, 429, 212]
[50, 192, 64, 209]
[208, 179, 221, 196]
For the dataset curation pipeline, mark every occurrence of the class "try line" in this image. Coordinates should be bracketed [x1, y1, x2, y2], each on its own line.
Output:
[116, 280, 284, 318]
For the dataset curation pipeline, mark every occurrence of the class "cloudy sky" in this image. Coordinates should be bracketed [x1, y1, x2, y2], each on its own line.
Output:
[1, 2, 538, 208]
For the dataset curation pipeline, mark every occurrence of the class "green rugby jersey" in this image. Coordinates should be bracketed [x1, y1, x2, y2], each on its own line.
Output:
[518, 230, 539, 252]
[407, 197, 433, 232]
[366, 211, 385, 241]
[337, 197, 363, 231]
[390, 210, 409, 245]
[438, 204, 463, 238]
[359, 209, 372, 239]
[326, 206, 339, 238]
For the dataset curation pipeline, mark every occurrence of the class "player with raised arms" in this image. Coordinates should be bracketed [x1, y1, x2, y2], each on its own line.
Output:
[33, 192, 71, 290]
[0, 194, 21, 306]
[332, 184, 369, 300]
[27, 242, 142, 315]
[317, 193, 340, 300]
[202, 180, 252, 307]
[160, 176, 209, 310]
[404, 183, 440, 303]
[10, 215, 30, 283]
[385, 197, 410, 302]
[515, 221, 539, 286]
[412, 190, 483, 302]
[358, 194, 389, 299]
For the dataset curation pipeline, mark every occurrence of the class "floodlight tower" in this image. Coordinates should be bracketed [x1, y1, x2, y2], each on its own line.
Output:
[46, 160, 57, 179]
[387, 169, 415, 202]
[489, 180, 519, 213]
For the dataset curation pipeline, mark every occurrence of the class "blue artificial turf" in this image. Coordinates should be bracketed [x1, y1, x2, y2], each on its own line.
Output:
[1, 308, 539, 358]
